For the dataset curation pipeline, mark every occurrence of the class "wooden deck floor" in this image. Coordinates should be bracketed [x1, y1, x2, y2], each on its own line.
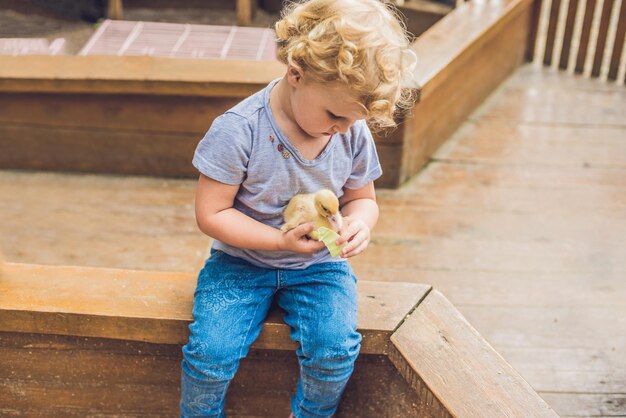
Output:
[367, 64, 626, 417]
[0, 64, 624, 416]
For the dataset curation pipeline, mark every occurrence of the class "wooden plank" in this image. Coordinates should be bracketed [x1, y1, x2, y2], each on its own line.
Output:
[591, 0, 616, 77]
[494, 346, 626, 392]
[0, 93, 237, 134]
[0, 171, 207, 272]
[390, 290, 558, 417]
[575, 0, 598, 73]
[544, 0, 563, 65]
[371, 141, 403, 188]
[526, 0, 544, 60]
[0, 55, 285, 97]
[411, 0, 532, 100]
[355, 267, 626, 309]
[402, 0, 532, 184]
[0, 332, 424, 417]
[0, 124, 200, 177]
[559, 0, 581, 68]
[608, 0, 626, 79]
[540, 393, 626, 417]
[505, 62, 620, 89]
[0, 332, 180, 416]
[0, 263, 430, 354]
[467, 86, 626, 127]
[407, 23, 531, 176]
[354, 234, 626, 274]
[236, 0, 256, 26]
[377, 163, 626, 212]
[386, 157, 626, 191]
[527, 370, 626, 393]
[458, 305, 626, 350]
[387, 343, 452, 418]
[107, 0, 123, 19]
[433, 120, 626, 168]
[375, 206, 626, 247]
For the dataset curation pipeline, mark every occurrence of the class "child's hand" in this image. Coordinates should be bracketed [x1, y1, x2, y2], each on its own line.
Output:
[337, 216, 371, 258]
[278, 223, 326, 254]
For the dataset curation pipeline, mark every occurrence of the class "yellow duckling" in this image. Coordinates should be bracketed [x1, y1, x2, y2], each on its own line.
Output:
[281, 189, 343, 240]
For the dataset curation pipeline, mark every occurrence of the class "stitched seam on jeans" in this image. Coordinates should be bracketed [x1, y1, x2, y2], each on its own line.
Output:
[291, 289, 310, 416]
[237, 292, 272, 360]
[290, 289, 308, 358]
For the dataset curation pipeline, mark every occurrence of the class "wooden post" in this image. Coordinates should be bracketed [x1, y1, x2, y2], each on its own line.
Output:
[237, 0, 256, 26]
[107, 0, 123, 20]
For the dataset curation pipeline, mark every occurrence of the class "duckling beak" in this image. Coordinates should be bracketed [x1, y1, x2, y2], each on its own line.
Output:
[328, 213, 343, 232]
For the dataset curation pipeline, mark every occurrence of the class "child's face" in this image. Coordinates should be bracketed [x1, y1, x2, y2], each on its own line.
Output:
[288, 67, 367, 138]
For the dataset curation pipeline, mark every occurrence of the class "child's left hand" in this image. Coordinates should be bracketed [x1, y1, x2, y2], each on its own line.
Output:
[336, 215, 371, 259]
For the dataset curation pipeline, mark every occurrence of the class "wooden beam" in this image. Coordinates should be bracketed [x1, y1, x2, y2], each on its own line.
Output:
[0, 55, 285, 97]
[236, 0, 256, 26]
[575, 0, 597, 73]
[0, 262, 554, 415]
[398, 0, 532, 185]
[107, 0, 123, 19]
[526, 0, 544, 61]
[390, 290, 559, 417]
[0, 262, 430, 354]
[608, 0, 626, 80]
[543, 0, 562, 66]
[591, 0, 616, 77]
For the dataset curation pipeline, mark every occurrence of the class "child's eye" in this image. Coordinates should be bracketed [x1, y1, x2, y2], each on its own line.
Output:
[327, 111, 341, 120]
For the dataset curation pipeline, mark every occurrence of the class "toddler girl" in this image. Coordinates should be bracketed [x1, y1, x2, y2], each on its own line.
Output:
[181, 0, 416, 416]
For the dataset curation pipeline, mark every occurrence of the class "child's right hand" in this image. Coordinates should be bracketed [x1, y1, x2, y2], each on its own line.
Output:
[278, 223, 325, 254]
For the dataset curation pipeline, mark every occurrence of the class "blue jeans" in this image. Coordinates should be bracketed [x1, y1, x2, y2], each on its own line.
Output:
[180, 250, 362, 418]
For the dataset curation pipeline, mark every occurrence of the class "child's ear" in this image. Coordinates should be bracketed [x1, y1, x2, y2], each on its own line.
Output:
[287, 65, 304, 86]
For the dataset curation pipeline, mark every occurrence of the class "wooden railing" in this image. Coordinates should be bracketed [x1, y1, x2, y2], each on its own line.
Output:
[527, 0, 626, 83]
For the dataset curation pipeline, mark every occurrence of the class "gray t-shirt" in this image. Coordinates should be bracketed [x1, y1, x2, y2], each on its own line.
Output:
[192, 79, 382, 269]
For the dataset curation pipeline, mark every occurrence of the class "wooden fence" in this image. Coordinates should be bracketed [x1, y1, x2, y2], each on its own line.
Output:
[527, 0, 626, 82]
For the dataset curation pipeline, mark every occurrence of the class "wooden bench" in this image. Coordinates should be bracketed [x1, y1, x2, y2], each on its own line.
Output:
[0, 262, 558, 417]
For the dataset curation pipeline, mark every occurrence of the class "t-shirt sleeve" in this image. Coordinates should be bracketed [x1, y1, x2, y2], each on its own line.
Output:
[192, 112, 252, 185]
[344, 121, 383, 190]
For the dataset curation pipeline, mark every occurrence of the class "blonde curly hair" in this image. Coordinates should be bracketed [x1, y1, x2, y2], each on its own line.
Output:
[274, 0, 417, 131]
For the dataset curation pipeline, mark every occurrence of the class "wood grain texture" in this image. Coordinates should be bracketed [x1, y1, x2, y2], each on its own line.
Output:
[400, 0, 532, 185]
[526, 0, 544, 60]
[0, 332, 424, 417]
[0, 93, 238, 176]
[390, 290, 558, 417]
[236, 0, 256, 26]
[559, 0, 580, 68]
[354, 65, 626, 416]
[608, 0, 626, 79]
[543, 0, 562, 65]
[107, 0, 123, 19]
[0, 171, 208, 272]
[0, 55, 285, 97]
[0, 93, 238, 134]
[591, 0, 616, 77]
[575, 0, 598, 73]
[0, 263, 430, 354]
[0, 0, 531, 187]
